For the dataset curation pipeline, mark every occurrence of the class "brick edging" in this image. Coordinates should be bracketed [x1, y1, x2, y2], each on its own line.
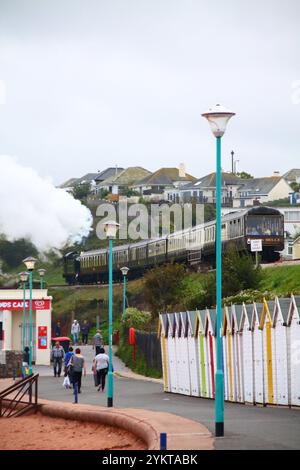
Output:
[38, 401, 159, 449]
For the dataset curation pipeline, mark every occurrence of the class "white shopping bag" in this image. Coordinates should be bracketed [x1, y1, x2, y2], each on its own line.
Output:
[63, 375, 71, 389]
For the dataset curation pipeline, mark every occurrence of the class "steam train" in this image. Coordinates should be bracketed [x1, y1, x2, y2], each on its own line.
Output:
[63, 207, 284, 285]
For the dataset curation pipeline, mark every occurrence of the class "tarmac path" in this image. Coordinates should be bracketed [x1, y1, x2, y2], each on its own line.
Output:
[34, 345, 300, 450]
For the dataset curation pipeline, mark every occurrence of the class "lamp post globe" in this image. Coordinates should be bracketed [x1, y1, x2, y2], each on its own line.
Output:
[202, 104, 235, 138]
[22, 256, 38, 272]
[120, 266, 129, 277]
[202, 104, 235, 438]
[102, 219, 120, 408]
[38, 268, 46, 289]
[19, 271, 29, 283]
[120, 267, 129, 322]
[103, 220, 120, 239]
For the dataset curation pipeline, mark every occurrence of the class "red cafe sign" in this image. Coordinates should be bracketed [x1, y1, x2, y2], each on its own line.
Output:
[0, 299, 51, 310]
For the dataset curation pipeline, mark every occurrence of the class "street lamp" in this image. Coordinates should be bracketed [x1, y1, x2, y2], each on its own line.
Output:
[102, 220, 120, 407]
[120, 267, 129, 321]
[202, 104, 235, 437]
[19, 272, 29, 365]
[37, 269, 46, 289]
[23, 256, 38, 375]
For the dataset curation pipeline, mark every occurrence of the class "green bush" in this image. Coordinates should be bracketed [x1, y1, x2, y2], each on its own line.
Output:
[222, 247, 262, 297]
[124, 307, 152, 330]
[143, 263, 185, 314]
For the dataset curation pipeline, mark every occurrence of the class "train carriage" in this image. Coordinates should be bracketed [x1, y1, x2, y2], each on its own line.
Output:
[63, 206, 284, 285]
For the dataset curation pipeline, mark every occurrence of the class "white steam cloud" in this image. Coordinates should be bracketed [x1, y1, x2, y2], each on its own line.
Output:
[0, 155, 93, 251]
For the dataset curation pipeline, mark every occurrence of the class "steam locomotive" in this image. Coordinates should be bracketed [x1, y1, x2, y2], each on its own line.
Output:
[63, 206, 284, 285]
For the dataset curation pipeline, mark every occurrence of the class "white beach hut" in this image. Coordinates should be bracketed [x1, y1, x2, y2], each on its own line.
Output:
[187, 310, 201, 397]
[260, 299, 276, 405]
[222, 307, 230, 401]
[206, 308, 217, 399]
[179, 311, 191, 395]
[167, 313, 178, 393]
[273, 297, 290, 406]
[231, 304, 245, 403]
[197, 309, 210, 398]
[253, 302, 265, 405]
[240, 303, 255, 404]
[287, 295, 300, 406]
[222, 306, 236, 402]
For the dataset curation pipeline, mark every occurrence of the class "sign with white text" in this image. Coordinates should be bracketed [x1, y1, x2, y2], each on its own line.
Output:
[0, 300, 51, 311]
[250, 239, 262, 252]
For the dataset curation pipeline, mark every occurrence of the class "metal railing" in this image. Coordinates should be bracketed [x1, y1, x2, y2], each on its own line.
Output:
[0, 373, 39, 418]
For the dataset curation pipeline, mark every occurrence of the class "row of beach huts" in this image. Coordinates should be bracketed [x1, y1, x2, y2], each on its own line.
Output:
[158, 295, 300, 407]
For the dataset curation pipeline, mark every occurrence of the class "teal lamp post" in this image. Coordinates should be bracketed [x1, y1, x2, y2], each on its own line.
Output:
[38, 269, 46, 289]
[120, 267, 129, 321]
[23, 256, 38, 375]
[202, 104, 235, 437]
[103, 220, 120, 407]
[19, 272, 29, 362]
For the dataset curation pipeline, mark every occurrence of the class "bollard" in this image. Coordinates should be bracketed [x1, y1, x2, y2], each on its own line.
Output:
[160, 433, 167, 450]
[73, 382, 78, 404]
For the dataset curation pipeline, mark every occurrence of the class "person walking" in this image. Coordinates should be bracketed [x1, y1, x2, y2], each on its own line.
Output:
[93, 329, 103, 355]
[51, 341, 65, 377]
[69, 347, 86, 396]
[54, 321, 61, 337]
[64, 346, 74, 377]
[93, 347, 109, 392]
[81, 320, 90, 345]
[71, 319, 80, 345]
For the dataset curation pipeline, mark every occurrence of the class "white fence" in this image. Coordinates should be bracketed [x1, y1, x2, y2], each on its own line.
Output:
[159, 295, 300, 406]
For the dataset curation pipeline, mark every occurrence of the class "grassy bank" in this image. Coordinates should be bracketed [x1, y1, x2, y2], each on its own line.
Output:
[259, 265, 300, 296]
[48, 263, 300, 324]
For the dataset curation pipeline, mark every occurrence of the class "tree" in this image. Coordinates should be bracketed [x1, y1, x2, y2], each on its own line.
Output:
[204, 204, 216, 222]
[143, 263, 185, 314]
[236, 171, 254, 179]
[0, 237, 38, 270]
[290, 181, 300, 192]
[222, 246, 261, 297]
[72, 182, 91, 200]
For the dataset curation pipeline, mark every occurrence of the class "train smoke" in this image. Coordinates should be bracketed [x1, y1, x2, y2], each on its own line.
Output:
[0, 155, 93, 251]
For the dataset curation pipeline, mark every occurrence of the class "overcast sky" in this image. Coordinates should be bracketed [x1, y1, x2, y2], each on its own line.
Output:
[0, 0, 299, 185]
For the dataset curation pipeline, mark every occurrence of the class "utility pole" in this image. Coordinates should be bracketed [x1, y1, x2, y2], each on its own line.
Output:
[231, 150, 234, 174]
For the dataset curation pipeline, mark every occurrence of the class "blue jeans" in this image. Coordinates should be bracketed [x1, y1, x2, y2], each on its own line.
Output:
[72, 333, 79, 344]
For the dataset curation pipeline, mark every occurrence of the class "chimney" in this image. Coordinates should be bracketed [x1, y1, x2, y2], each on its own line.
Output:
[179, 163, 186, 178]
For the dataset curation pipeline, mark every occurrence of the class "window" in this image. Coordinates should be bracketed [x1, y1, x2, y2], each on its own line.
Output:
[288, 242, 293, 256]
[246, 216, 283, 236]
[285, 211, 300, 222]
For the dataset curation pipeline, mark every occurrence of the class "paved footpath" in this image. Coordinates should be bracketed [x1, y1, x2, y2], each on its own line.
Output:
[35, 345, 300, 450]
